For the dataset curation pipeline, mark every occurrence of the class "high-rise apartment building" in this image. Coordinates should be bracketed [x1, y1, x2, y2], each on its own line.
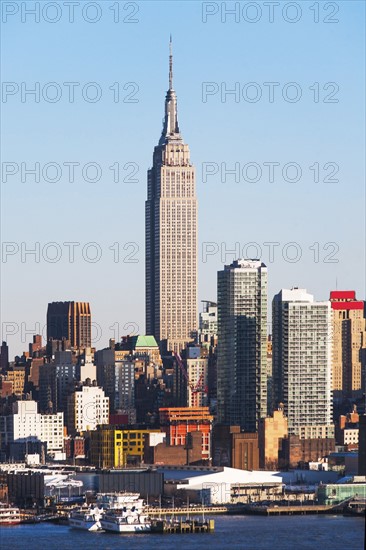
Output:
[145, 41, 197, 353]
[330, 290, 366, 401]
[272, 288, 333, 436]
[47, 301, 91, 349]
[217, 259, 268, 431]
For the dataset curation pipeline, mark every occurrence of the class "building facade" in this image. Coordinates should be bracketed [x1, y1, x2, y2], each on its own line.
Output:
[145, 41, 197, 352]
[217, 259, 268, 431]
[0, 400, 64, 458]
[159, 407, 213, 462]
[272, 288, 333, 436]
[330, 290, 366, 402]
[67, 384, 109, 434]
[47, 301, 91, 349]
[258, 406, 288, 469]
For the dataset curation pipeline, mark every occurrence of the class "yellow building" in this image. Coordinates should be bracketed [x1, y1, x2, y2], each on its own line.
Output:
[89, 426, 160, 469]
[5, 367, 25, 396]
[258, 406, 288, 469]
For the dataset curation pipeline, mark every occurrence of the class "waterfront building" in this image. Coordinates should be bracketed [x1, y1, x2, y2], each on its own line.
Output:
[212, 425, 259, 470]
[146, 40, 197, 353]
[217, 259, 268, 431]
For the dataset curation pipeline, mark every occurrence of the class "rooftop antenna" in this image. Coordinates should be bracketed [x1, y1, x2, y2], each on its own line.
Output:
[169, 34, 173, 90]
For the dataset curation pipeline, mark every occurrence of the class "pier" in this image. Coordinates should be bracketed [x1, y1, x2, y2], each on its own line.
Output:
[146, 506, 226, 516]
[151, 518, 215, 533]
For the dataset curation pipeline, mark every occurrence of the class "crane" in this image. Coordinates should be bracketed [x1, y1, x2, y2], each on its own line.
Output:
[173, 352, 207, 393]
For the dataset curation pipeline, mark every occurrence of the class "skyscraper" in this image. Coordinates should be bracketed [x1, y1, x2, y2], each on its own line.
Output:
[330, 290, 366, 403]
[272, 288, 333, 437]
[217, 259, 268, 431]
[47, 301, 91, 349]
[145, 40, 197, 353]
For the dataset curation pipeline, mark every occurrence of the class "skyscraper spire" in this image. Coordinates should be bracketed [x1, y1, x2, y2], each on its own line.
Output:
[169, 34, 173, 90]
[159, 36, 181, 145]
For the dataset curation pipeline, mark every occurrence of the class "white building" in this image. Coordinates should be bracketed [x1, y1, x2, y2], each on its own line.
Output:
[67, 384, 109, 434]
[174, 466, 283, 504]
[186, 356, 208, 407]
[272, 288, 333, 437]
[0, 400, 64, 454]
[217, 259, 268, 431]
[40, 413, 64, 452]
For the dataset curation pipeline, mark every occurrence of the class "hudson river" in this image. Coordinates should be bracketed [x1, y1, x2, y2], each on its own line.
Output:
[1, 515, 364, 549]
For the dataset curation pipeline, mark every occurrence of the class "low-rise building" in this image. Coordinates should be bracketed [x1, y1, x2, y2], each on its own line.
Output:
[89, 425, 160, 468]
[159, 407, 213, 463]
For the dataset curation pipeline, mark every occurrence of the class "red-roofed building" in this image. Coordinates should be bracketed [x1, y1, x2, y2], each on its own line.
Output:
[330, 291, 366, 402]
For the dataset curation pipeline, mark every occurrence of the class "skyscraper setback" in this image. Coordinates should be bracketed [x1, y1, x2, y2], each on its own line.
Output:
[145, 40, 197, 353]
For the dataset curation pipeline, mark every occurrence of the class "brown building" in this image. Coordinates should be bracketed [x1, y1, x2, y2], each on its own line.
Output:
[212, 425, 259, 470]
[259, 406, 288, 469]
[144, 431, 203, 465]
[279, 435, 335, 469]
[47, 301, 91, 349]
[330, 291, 366, 401]
[2, 367, 25, 396]
[29, 334, 43, 357]
[336, 407, 359, 449]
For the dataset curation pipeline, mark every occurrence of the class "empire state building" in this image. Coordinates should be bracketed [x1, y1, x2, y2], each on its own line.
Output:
[146, 40, 197, 353]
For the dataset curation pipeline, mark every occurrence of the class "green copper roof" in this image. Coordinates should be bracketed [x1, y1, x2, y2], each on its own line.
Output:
[130, 335, 159, 348]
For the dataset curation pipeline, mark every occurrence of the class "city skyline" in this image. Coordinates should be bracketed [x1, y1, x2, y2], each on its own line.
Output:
[1, 2, 365, 358]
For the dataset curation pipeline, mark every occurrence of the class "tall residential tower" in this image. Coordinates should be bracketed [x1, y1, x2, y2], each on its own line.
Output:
[272, 288, 333, 437]
[217, 259, 268, 431]
[145, 41, 197, 352]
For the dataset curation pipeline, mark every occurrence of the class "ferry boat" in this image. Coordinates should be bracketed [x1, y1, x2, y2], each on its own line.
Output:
[68, 505, 104, 531]
[99, 493, 151, 533]
[0, 504, 22, 525]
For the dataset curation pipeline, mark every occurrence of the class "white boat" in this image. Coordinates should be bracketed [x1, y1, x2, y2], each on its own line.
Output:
[69, 505, 104, 531]
[0, 503, 22, 525]
[99, 493, 151, 533]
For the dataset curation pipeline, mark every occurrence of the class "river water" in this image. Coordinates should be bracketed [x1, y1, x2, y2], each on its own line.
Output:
[0, 515, 364, 549]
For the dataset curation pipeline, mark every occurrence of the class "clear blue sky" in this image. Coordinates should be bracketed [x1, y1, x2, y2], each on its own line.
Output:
[1, 1, 365, 356]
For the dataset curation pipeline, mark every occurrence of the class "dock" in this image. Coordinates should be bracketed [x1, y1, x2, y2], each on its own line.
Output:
[146, 506, 226, 516]
[151, 518, 215, 533]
